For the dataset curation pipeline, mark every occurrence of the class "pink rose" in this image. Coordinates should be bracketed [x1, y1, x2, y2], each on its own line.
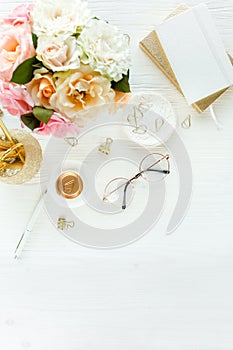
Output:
[34, 112, 80, 138]
[0, 81, 34, 116]
[1, 4, 33, 26]
[0, 23, 35, 81]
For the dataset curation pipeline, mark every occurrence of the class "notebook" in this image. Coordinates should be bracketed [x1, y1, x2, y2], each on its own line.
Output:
[140, 4, 233, 112]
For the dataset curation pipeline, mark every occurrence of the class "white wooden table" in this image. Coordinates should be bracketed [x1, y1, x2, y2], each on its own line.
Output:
[0, 0, 233, 349]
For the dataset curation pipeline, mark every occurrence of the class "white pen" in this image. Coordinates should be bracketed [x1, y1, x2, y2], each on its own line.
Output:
[14, 189, 48, 259]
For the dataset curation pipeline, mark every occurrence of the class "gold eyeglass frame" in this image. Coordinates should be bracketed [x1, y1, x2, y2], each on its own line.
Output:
[103, 153, 170, 210]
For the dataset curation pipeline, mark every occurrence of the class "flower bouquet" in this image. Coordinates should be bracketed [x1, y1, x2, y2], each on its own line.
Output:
[0, 0, 131, 137]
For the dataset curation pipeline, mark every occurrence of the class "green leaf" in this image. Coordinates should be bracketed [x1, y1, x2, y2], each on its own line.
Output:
[21, 113, 40, 131]
[21, 107, 54, 130]
[11, 56, 37, 84]
[111, 70, 131, 93]
[32, 33, 38, 49]
[33, 106, 53, 124]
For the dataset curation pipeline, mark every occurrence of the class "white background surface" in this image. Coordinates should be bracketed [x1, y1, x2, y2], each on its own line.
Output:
[0, 0, 233, 349]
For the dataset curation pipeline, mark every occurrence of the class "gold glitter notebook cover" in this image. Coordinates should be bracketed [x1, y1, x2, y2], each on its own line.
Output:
[140, 5, 232, 113]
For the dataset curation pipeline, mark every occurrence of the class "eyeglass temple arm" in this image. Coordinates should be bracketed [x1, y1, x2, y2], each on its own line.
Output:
[145, 169, 170, 174]
[122, 181, 131, 210]
[122, 168, 170, 209]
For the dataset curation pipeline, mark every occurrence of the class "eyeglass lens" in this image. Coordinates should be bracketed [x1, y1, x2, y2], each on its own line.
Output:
[139, 153, 170, 182]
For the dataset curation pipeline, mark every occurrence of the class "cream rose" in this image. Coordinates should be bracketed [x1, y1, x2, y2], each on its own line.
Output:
[27, 72, 56, 109]
[36, 35, 82, 72]
[50, 65, 115, 122]
[31, 0, 92, 36]
[78, 19, 131, 82]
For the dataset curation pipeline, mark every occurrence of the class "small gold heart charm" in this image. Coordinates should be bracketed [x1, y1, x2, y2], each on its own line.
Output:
[155, 118, 164, 132]
[64, 137, 78, 147]
[181, 115, 191, 129]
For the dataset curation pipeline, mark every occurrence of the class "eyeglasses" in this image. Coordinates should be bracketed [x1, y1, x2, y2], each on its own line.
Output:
[103, 153, 170, 210]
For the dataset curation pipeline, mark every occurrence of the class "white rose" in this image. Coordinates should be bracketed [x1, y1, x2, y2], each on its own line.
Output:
[50, 65, 115, 122]
[77, 19, 131, 82]
[31, 0, 92, 36]
[36, 35, 82, 72]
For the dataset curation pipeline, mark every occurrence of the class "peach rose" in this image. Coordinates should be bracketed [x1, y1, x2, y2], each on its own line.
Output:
[26, 72, 56, 109]
[50, 65, 115, 122]
[0, 81, 34, 116]
[0, 23, 35, 82]
[114, 91, 131, 105]
[1, 4, 33, 26]
[34, 112, 80, 138]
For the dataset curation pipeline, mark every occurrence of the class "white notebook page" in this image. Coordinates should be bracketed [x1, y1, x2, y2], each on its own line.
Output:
[155, 3, 233, 104]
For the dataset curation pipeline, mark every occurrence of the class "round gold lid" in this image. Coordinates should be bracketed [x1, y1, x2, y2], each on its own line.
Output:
[56, 171, 83, 199]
